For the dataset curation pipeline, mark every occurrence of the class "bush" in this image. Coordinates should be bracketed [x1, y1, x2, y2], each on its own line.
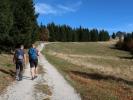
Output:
[116, 38, 133, 52]
[115, 41, 124, 49]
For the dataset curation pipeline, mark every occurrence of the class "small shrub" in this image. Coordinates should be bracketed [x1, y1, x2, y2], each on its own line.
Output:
[115, 41, 124, 49]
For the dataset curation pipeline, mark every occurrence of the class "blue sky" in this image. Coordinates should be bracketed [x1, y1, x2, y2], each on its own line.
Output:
[35, 0, 133, 34]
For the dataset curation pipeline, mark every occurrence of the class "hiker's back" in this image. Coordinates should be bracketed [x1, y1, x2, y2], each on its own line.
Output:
[15, 49, 24, 60]
[28, 48, 38, 60]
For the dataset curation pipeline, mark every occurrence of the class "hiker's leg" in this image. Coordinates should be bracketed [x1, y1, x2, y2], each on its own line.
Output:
[16, 61, 20, 80]
[16, 62, 19, 77]
[19, 61, 24, 80]
[34, 67, 38, 79]
[30, 67, 35, 79]
[35, 67, 38, 76]
[30, 59, 35, 80]
[16, 69, 20, 79]
[34, 59, 38, 76]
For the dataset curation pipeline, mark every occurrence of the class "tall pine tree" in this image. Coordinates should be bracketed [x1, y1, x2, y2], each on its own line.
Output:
[10, 0, 39, 48]
[0, 0, 13, 51]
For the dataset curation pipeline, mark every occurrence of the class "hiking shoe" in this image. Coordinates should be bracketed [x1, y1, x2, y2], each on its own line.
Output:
[31, 77, 35, 80]
[15, 76, 19, 81]
[34, 76, 38, 79]
[19, 77, 22, 81]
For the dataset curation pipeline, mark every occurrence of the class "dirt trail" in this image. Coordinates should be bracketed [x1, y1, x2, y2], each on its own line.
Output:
[0, 63, 36, 100]
[0, 43, 81, 100]
[39, 43, 81, 100]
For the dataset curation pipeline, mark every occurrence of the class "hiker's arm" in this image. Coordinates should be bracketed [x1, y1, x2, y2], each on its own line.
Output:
[36, 49, 40, 56]
[24, 54, 27, 64]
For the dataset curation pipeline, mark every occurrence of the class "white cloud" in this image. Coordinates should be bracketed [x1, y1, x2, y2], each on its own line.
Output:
[35, 3, 57, 15]
[35, 1, 82, 15]
[57, 5, 76, 12]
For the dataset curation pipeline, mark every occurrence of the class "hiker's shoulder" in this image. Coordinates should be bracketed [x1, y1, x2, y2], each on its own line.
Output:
[28, 48, 33, 52]
[15, 49, 19, 53]
[29, 48, 33, 50]
[18, 49, 25, 54]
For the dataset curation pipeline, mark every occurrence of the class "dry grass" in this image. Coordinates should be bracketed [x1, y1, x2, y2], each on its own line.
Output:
[69, 71, 133, 100]
[43, 42, 133, 100]
[0, 54, 15, 94]
[46, 51, 133, 80]
[35, 84, 52, 96]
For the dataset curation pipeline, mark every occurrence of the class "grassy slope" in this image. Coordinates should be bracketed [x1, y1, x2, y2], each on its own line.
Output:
[43, 42, 133, 100]
[0, 54, 15, 94]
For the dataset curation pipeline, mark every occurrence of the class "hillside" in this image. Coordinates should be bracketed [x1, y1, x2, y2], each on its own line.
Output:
[44, 42, 133, 100]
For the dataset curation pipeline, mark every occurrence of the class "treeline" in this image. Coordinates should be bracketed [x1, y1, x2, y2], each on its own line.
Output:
[40, 23, 110, 42]
[0, 0, 38, 52]
[0, 0, 110, 52]
[111, 31, 126, 39]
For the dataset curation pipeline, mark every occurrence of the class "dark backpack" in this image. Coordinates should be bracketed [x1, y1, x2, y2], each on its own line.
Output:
[28, 48, 38, 60]
[15, 49, 24, 60]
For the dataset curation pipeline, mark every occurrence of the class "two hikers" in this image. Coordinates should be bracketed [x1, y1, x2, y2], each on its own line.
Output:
[13, 45, 26, 81]
[13, 44, 39, 81]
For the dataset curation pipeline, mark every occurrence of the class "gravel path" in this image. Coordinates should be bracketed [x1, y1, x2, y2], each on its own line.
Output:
[39, 43, 81, 100]
[0, 63, 36, 100]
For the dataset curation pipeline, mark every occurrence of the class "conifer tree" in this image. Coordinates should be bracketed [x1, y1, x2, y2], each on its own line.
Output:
[0, 0, 13, 51]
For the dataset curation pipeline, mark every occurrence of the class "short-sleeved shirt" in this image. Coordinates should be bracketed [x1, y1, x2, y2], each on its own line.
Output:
[15, 49, 25, 60]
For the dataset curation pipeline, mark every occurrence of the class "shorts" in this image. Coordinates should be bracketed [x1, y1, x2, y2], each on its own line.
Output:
[29, 59, 38, 68]
[16, 60, 24, 71]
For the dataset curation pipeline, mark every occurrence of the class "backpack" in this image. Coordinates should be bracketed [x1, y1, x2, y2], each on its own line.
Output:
[28, 48, 38, 60]
[15, 49, 24, 60]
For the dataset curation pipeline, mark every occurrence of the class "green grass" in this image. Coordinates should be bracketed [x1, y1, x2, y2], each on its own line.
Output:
[45, 42, 132, 57]
[43, 42, 133, 100]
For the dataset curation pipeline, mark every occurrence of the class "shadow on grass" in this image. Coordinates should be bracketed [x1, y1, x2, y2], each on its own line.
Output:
[0, 69, 15, 77]
[109, 45, 129, 52]
[71, 71, 133, 86]
[110, 46, 133, 60]
[118, 56, 133, 60]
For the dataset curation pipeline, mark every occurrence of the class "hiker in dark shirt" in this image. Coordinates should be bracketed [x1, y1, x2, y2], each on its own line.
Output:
[13, 45, 26, 81]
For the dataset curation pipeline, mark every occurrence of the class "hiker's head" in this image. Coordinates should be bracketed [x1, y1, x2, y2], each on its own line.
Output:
[32, 44, 35, 48]
[20, 45, 24, 49]
[16, 44, 24, 49]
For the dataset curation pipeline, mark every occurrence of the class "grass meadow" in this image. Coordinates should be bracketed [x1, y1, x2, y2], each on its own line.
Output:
[43, 42, 133, 100]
